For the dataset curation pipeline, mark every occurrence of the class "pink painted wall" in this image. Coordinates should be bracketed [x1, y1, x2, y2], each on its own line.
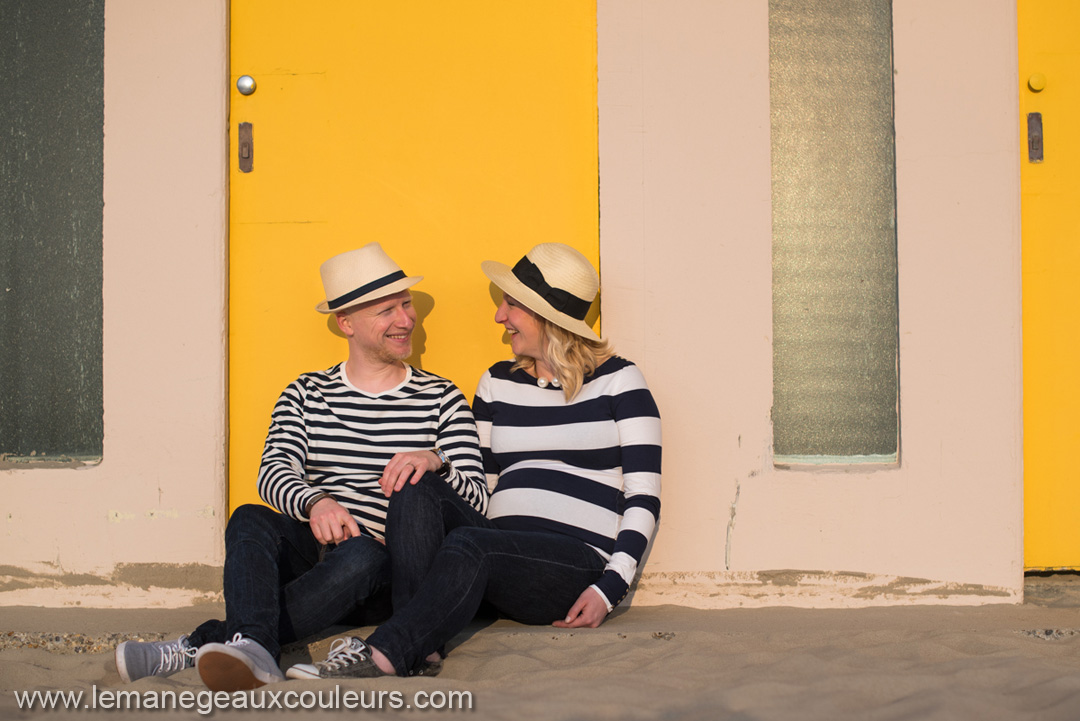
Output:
[599, 0, 1023, 603]
[1, 0, 229, 604]
[2, 0, 1023, 607]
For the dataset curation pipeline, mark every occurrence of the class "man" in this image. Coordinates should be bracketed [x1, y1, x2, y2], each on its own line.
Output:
[114, 243, 488, 691]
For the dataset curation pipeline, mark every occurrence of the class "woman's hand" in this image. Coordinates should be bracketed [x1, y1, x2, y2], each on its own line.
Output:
[308, 496, 361, 545]
[379, 450, 441, 497]
[552, 587, 609, 629]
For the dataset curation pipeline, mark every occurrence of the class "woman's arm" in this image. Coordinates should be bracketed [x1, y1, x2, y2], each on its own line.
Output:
[553, 587, 610, 628]
[471, 370, 502, 492]
[591, 363, 663, 611]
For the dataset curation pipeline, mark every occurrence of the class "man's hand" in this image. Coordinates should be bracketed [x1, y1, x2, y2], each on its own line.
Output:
[552, 587, 609, 629]
[308, 496, 361, 545]
[378, 450, 441, 497]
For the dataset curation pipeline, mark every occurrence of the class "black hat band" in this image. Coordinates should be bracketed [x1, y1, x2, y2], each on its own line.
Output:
[511, 256, 591, 320]
[327, 270, 407, 310]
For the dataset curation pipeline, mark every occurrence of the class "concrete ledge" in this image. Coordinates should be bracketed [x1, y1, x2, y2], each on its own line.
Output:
[0, 565, 223, 609]
[5, 567, 1067, 611]
[627, 570, 1020, 609]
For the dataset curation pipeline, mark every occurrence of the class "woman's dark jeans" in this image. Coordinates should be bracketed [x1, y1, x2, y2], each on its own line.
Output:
[188, 503, 390, 659]
[369, 474, 606, 675]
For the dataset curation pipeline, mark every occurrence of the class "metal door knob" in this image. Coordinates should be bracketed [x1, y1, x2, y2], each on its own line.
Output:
[237, 75, 257, 96]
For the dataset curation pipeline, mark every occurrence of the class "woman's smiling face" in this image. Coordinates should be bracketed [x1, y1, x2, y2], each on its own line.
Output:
[494, 293, 544, 360]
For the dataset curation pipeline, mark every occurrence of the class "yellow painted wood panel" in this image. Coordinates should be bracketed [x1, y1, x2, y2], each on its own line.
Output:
[1020, 0, 1080, 568]
[229, 1, 598, 512]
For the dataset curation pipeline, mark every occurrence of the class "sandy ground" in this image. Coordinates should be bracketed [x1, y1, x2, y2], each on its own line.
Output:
[2, 575, 1079, 720]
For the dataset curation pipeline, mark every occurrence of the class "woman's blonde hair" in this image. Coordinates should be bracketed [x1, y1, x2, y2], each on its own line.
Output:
[512, 315, 612, 401]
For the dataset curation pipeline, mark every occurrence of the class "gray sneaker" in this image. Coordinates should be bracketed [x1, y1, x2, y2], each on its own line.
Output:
[195, 633, 285, 692]
[115, 635, 196, 683]
[286, 637, 387, 679]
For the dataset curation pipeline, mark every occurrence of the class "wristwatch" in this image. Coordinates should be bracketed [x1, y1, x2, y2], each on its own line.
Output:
[433, 447, 451, 475]
[304, 491, 331, 516]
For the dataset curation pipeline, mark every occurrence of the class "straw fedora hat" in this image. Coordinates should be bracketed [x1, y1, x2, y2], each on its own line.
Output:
[481, 243, 600, 341]
[315, 243, 422, 313]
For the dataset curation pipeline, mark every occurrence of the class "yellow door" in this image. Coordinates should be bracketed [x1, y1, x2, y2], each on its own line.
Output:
[1020, 0, 1080, 568]
[229, 1, 599, 512]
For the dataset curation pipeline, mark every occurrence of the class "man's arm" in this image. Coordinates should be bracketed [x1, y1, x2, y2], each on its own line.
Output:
[258, 379, 365, 544]
[306, 495, 361, 544]
[431, 383, 490, 512]
[256, 382, 333, 520]
[377, 382, 489, 513]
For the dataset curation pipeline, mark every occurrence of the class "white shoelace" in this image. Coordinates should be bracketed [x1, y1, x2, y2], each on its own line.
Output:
[157, 637, 196, 673]
[319, 637, 370, 671]
[225, 632, 250, 648]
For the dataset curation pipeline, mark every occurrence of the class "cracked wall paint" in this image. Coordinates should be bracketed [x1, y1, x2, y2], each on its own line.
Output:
[725, 480, 741, 570]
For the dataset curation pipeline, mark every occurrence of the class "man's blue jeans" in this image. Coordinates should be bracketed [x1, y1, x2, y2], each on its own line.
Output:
[188, 504, 390, 659]
[367, 474, 606, 675]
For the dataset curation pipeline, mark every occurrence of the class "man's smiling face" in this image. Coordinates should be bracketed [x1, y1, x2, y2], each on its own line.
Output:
[338, 289, 417, 364]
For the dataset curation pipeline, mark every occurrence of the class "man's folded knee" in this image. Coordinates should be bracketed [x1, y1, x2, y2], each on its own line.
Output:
[387, 472, 444, 511]
[224, 503, 283, 542]
[227, 503, 268, 527]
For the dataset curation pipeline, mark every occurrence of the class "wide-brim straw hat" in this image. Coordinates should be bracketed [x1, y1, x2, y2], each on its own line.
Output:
[315, 242, 423, 313]
[481, 243, 600, 341]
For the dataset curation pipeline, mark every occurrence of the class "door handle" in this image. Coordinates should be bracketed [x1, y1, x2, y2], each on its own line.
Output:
[1028, 113, 1043, 164]
[238, 122, 253, 173]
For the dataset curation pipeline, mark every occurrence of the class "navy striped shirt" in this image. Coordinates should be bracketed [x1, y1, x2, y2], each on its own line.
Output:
[474, 356, 662, 608]
[258, 364, 488, 540]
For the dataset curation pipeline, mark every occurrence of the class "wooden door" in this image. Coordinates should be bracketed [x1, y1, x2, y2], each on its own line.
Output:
[228, 1, 599, 511]
[1020, 0, 1080, 568]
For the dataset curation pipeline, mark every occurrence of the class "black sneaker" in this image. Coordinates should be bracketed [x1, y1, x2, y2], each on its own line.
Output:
[286, 637, 387, 679]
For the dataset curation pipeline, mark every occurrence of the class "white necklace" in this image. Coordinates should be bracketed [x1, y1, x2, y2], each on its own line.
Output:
[536, 376, 561, 388]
